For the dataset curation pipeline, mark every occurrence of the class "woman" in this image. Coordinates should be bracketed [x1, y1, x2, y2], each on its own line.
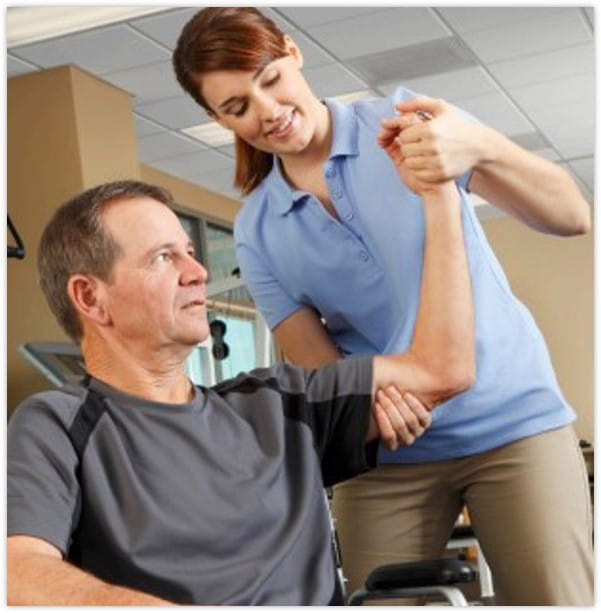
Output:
[173, 7, 593, 605]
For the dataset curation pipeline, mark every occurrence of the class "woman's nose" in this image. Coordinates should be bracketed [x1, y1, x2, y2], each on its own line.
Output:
[256, 93, 279, 122]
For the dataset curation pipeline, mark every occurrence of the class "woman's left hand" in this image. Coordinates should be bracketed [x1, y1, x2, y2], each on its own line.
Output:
[388, 96, 483, 183]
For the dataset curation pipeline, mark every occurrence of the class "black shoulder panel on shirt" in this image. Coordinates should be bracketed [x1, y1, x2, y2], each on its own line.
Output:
[68, 386, 107, 460]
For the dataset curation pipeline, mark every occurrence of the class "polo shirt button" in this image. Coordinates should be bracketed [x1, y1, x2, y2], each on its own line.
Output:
[345, 212, 354, 221]
[360, 251, 369, 261]
[334, 191, 343, 199]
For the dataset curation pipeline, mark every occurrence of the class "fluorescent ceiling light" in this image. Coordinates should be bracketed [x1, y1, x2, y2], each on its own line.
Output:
[6, 6, 172, 47]
[333, 90, 375, 104]
[183, 122, 235, 147]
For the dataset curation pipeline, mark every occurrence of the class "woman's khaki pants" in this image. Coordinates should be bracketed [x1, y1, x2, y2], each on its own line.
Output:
[332, 425, 593, 605]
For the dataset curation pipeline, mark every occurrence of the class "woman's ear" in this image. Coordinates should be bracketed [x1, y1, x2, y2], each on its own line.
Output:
[67, 274, 111, 327]
[283, 35, 304, 69]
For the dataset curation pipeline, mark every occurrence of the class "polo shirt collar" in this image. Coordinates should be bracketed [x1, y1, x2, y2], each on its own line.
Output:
[267, 98, 360, 215]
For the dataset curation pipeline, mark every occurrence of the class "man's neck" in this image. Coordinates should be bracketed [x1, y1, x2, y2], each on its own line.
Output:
[82, 338, 195, 404]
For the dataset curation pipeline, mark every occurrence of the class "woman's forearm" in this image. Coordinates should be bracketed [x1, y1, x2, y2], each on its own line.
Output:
[470, 125, 591, 236]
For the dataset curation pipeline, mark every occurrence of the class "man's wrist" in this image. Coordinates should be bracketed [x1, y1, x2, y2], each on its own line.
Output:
[419, 182, 459, 203]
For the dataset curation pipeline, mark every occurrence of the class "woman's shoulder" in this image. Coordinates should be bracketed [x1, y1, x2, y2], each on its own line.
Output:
[353, 85, 420, 118]
[234, 180, 272, 239]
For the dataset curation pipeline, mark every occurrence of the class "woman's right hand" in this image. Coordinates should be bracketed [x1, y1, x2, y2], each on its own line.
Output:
[373, 386, 432, 450]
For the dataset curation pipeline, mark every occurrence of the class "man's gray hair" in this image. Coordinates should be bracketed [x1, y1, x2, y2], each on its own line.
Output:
[38, 180, 175, 344]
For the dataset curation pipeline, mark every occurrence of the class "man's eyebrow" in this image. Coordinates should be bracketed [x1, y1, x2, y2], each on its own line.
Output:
[142, 242, 175, 260]
[218, 66, 267, 110]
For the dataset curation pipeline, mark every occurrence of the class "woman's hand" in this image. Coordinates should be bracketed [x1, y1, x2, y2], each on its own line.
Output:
[378, 109, 455, 196]
[372, 386, 432, 452]
[390, 96, 483, 183]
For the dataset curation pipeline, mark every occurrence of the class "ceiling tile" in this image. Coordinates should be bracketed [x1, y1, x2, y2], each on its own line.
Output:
[277, 7, 389, 28]
[452, 91, 534, 136]
[129, 8, 200, 49]
[137, 131, 207, 163]
[103, 61, 183, 103]
[487, 43, 594, 89]
[287, 30, 334, 69]
[218, 145, 236, 159]
[437, 7, 566, 35]
[508, 72, 595, 155]
[508, 71, 594, 111]
[559, 162, 593, 201]
[136, 95, 209, 130]
[258, 8, 297, 33]
[151, 149, 233, 180]
[510, 132, 551, 152]
[134, 114, 165, 138]
[460, 9, 592, 63]
[7, 54, 38, 77]
[10, 24, 170, 75]
[379, 66, 495, 101]
[567, 157, 594, 193]
[303, 62, 367, 100]
[309, 8, 450, 60]
[530, 148, 561, 162]
[539, 120, 595, 160]
[189, 167, 240, 200]
[348, 38, 473, 87]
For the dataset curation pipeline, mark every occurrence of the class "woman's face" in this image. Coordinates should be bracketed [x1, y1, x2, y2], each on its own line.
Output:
[200, 38, 322, 156]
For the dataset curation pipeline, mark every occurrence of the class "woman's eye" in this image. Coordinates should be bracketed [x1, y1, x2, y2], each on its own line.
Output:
[232, 103, 248, 117]
[264, 74, 280, 87]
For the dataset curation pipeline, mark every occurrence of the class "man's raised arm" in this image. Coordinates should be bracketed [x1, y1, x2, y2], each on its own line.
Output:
[372, 179, 475, 412]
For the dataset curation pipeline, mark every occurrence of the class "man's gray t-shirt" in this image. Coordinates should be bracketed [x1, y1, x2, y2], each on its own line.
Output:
[8, 357, 376, 605]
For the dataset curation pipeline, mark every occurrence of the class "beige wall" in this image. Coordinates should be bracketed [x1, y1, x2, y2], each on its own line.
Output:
[481, 211, 594, 443]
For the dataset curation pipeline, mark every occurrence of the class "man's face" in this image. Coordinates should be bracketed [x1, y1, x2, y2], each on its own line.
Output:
[100, 197, 209, 351]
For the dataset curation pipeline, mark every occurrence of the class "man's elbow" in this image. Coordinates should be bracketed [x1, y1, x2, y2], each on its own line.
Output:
[430, 362, 476, 403]
[557, 186, 591, 236]
[570, 203, 591, 235]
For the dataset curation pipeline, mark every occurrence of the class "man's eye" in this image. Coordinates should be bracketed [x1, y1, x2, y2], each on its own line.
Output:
[157, 252, 171, 262]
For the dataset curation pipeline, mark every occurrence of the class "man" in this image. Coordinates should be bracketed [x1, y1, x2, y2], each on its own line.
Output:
[7, 172, 473, 604]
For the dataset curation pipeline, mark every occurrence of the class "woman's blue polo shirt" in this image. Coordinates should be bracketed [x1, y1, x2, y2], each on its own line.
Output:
[234, 86, 574, 463]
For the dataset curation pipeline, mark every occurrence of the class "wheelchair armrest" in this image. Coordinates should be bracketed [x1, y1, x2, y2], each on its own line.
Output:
[365, 558, 476, 590]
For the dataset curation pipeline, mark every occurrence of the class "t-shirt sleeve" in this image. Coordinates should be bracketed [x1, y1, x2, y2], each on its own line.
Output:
[390, 85, 478, 192]
[266, 356, 377, 487]
[7, 394, 80, 555]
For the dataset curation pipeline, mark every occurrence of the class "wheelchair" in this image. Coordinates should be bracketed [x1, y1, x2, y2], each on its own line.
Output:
[325, 491, 485, 606]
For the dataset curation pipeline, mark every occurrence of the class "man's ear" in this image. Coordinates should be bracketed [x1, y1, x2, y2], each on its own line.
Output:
[283, 35, 304, 69]
[67, 275, 111, 327]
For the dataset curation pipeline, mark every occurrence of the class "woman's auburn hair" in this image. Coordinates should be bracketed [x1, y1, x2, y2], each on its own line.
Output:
[173, 7, 289, 196]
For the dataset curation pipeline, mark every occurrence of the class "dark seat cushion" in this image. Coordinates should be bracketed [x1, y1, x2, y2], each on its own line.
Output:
[365, 558, 476, 590]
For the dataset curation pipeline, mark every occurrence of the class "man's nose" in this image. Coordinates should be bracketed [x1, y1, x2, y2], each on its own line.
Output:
[181, 255, 208, 285]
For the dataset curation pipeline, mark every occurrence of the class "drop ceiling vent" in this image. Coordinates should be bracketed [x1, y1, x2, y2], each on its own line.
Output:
[347, 37, 477, 86]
